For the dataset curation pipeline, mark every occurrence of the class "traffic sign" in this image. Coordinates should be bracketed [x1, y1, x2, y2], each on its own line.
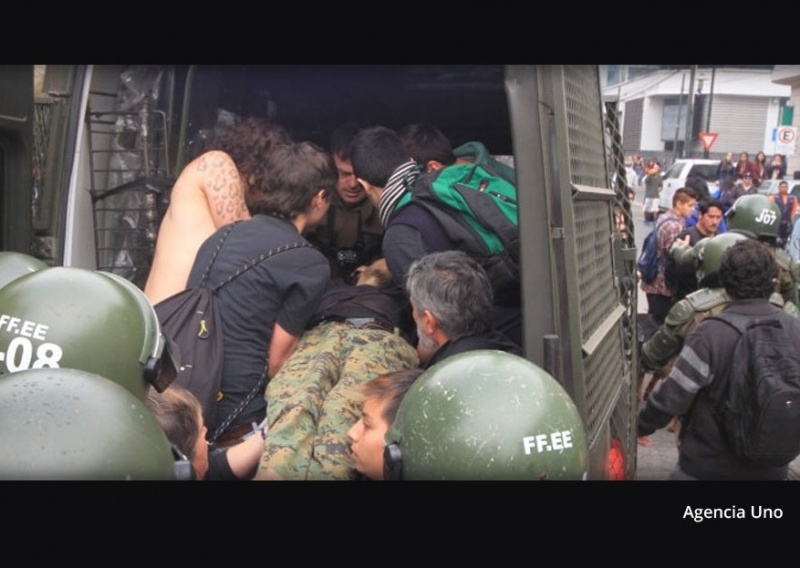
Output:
[776, 126, 797, 155]
[778, 126, 796, 144]
[699, 132, 718, 151]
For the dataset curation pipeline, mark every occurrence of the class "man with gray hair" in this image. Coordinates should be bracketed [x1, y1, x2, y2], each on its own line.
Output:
[406, 250, 521, 368]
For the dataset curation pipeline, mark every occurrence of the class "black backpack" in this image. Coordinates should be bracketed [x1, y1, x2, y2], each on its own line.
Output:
[709, 311, 800, 466]
[154, 222, 312, 442]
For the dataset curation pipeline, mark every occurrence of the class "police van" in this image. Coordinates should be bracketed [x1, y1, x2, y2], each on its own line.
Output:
[0, 65, 639, 479]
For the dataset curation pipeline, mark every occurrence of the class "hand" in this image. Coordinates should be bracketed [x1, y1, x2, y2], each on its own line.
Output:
[669, 236, 690, 255]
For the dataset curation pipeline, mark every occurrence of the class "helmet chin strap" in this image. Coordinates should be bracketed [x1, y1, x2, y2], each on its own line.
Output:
[383, 443, 403, 481]
[171, 444, 197, 481]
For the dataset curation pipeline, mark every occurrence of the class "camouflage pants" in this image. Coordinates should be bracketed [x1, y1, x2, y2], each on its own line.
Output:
[254, 321, 418, 480]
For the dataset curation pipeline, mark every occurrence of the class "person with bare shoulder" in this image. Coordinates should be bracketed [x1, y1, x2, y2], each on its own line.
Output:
[144, 118, 290, 305]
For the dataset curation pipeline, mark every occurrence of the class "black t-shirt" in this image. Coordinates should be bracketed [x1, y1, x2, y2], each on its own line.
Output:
[188, 215, 330, 434]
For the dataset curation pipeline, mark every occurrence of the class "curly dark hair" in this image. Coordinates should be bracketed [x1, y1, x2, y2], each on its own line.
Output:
[213, 117, 291, 178]
[719, 239, 777, 300]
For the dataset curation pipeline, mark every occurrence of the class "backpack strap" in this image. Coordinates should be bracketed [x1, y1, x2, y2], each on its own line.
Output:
[209, 364, 268, 445]
[198, 222, 241, 287]
[655, 215, 681, 233]
[207, 239, 315, 443]
[390, 203, 453, 252]
[709, 310, 750, 335]
[211, 241, 315, 292]
[655, 216, 682, 259]
[711, 311, 784, 335]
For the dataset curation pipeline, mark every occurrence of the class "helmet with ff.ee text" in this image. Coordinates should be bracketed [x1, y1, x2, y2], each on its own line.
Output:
[0, 267, 176, 400]
[383, 350, 589, 480]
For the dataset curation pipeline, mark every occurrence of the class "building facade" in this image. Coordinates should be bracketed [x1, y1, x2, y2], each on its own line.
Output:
[602, 66, 791, 167]
[771, 65, 800, 178]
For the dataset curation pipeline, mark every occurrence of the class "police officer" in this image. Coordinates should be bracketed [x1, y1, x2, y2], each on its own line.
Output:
[726, 193, 800, 306]
[383, 350, 589, 480]
[0, 251, 47, 290]
[305, 123, 384, 283]
[641, 231, 798, 376]
[0, 367, 176, 479]
[0, 266, 188, 479]
[0, 266, 177, 400]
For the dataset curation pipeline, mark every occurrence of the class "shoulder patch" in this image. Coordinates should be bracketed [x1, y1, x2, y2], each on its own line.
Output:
[684, 287, 729, 312]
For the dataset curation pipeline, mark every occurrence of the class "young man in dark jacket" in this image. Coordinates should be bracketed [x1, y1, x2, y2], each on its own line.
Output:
[638, 239, 800, 480]
[349, 126, 521, 346]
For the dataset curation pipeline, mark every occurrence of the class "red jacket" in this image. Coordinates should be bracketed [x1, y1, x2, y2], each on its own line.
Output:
[751, 160, 767, 185]
[735, 159, 755, 180]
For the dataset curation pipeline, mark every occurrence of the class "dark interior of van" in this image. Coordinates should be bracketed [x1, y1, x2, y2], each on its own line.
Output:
[179, 65, 513, 160]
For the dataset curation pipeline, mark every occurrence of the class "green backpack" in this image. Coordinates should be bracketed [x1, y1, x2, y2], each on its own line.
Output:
[396, 161, 520, 297]
[453, 140, 517, 186]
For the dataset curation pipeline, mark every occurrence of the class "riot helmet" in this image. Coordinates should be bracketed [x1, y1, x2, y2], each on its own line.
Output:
[697, 232, 749, 285]
[725, 194, 780, 241]
[0, 368, 175, 480]
[384, 350, 589, 480]
[0, 267, 176, 400]
[0, 251, 47, 290]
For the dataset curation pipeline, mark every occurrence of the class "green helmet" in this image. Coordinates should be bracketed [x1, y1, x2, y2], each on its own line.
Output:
[697, 232, 750, 282]
[725, 194, 781, 240]
[0, 267, 176, 400]
[0, 368, 175, 480]
[0, 251, 48, 290]
[384, 350, 589, 480]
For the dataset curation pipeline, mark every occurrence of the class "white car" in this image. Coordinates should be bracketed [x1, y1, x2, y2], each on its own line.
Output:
[659, 159, 719, 212]
[756, 178, 800, 197]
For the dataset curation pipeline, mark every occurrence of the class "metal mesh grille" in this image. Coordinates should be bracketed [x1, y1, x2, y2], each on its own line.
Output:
[583, 325, 625, 435]
[86, 90, 173, 290]
[564, 67, 607, 189]
[574, 200, 618, 342]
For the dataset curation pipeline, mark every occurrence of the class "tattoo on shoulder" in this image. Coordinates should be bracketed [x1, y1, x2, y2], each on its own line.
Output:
[197, 152, 247, 222]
